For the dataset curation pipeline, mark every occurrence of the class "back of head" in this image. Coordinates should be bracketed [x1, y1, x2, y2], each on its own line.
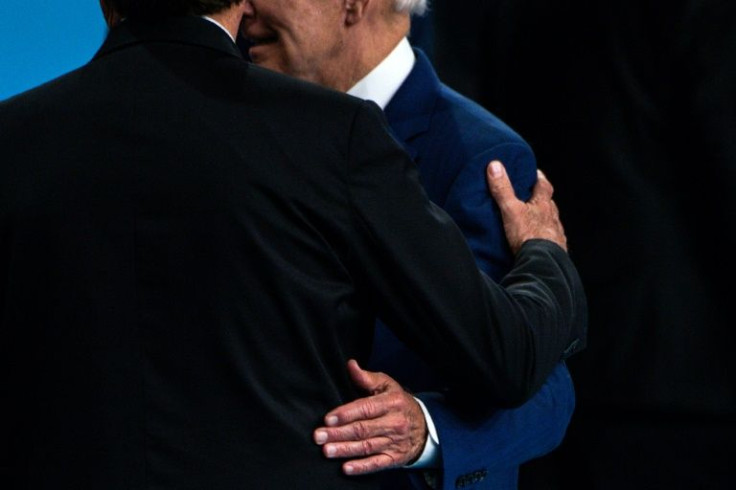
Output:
[107, 0, 242, 19]
[393, 0, 428, 16]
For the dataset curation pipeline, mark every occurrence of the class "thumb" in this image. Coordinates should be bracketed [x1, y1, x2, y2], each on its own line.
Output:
[486, 161, 518, 212]
[346, 359, 390, 395]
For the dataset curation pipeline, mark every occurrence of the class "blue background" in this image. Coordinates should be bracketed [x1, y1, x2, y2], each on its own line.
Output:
[0, 1, 108, 100]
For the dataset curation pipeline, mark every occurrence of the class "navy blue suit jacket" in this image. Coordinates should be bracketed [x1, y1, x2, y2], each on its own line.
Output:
[368, 49, 575, 490]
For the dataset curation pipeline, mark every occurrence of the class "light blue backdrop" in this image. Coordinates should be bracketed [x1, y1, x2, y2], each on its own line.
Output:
[0, 1, 108, 100]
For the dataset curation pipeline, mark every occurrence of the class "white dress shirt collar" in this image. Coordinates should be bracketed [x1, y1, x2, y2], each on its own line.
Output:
[202, 16, 236, 43]
[347, 37, 416, 110]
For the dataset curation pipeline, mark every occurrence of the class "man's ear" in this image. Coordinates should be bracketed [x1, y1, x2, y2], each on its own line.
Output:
[345, 0, 370, 26]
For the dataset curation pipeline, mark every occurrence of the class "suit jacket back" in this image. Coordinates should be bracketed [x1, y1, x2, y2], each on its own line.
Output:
[1, 17, 378, 489]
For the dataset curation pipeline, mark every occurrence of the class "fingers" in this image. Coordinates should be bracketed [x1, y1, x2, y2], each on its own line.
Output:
[322, 398, 380, 430]
[486, 160, 518, 212]
[314, 416, 395, 445]
[530, 169, 554, 202]
[321, 436, 394, 460]
[485, 162, 567, 253]
[313, 406, 417, 476]
[322, 360, 399, 428]
[314, 361, 427, 475]
[318, 389, 405, 434]
[342, 454, 398, 476]
[315, 419, 415, 475]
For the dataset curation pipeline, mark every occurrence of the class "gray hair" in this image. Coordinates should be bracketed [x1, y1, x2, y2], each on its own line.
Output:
[393, 0, 428, 16]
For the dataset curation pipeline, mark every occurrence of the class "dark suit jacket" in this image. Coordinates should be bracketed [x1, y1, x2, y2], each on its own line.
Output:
[369, 50, 576, 490]
[0, 17, 586, 489]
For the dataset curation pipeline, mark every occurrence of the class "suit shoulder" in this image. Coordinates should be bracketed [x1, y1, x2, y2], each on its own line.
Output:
[245, 64, 367, 118]
[1, 64, 85, 112]
[434, 82, 530, 150]
[414, 82, 535, 176]
[240, 65, 387, 159]
[0, 66, 91, 143]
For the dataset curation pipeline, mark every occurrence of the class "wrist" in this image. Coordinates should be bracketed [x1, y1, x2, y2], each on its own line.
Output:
[404, 396, 440, 469]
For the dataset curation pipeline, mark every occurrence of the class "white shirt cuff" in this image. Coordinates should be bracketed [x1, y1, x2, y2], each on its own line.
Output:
[404, 396, 441, 469]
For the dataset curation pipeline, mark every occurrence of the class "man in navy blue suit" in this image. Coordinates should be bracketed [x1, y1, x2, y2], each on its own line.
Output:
[241, 1, 579, 488]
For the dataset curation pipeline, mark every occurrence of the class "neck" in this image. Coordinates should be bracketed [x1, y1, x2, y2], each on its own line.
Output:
[337, 15, 410, 92]
[208, 7, 244, 41]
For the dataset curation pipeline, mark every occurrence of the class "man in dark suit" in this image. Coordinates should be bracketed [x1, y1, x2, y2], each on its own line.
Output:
[0, 0, 586, 488]
[241, 1, 579, 488]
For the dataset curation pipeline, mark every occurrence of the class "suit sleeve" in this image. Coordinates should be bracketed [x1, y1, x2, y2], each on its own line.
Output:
[414, 144, 577, 485]
[418, 363, 575, 490]
[345, 100, 587, 407]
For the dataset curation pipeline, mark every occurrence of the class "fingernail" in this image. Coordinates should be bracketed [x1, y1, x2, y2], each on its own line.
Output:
[326, 415, 338, 426]
[314, 431, 327, 444]
[490, 161, 503, 178]
[325, 445, 336, 457]
[344, 465, 354, 475]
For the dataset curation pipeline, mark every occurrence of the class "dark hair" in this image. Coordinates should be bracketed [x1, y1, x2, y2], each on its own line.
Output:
[108, 0, 243, 19]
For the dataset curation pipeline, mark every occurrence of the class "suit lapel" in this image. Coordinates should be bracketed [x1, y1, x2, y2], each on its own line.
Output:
[384, 49, 442, 161]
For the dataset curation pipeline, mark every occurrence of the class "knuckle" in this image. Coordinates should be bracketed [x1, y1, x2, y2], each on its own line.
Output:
[353, 421, 370, 439]
[395, 417, 410, 435]
[361, 439, 376, 455]
[385, 452, 400, 467]
[364, 454, 396, 473]
[358, 459, 379, 473]
[359, 399, 376, 419]
[386, 392, 404, 407]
